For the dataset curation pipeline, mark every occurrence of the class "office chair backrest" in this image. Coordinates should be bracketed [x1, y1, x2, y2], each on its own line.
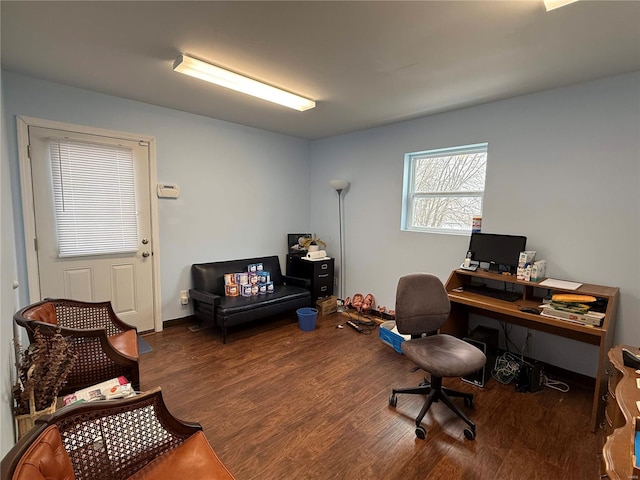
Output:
[395, 273, 451, 336]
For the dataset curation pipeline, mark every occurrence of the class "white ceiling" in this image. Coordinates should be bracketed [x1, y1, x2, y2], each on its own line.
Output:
[2, 1, 639, 140]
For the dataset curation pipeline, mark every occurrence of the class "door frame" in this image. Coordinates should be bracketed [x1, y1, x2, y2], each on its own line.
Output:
[16, 115, 164, 332]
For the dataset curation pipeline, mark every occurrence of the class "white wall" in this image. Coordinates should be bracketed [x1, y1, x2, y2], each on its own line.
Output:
[2, 71, 311, 323]
[309, 72, 640, 377]
[1, 68, 22, 455]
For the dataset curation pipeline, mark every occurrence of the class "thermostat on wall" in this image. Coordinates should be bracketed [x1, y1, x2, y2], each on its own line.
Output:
[157, 184, 180, 198]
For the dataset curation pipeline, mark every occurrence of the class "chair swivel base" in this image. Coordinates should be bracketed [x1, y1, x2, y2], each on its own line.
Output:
[389, 376, 476, 440]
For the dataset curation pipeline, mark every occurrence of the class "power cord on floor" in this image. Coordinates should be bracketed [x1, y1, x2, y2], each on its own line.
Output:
[492, 351, 522, 384]
[541, 374, 570, 392]
[491, 350, 571, 393]
[339, 309, 377, 335]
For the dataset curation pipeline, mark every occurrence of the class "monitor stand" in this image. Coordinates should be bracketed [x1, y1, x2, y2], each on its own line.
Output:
[488, 262, 501, 273]
[488, 263, 515, 275]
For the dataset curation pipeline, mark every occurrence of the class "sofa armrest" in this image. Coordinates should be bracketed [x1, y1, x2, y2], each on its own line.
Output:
[189, 289, 221, 306]
[282, 275, 311, 289]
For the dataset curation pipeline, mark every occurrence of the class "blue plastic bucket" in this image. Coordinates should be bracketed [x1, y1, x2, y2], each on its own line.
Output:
[297, 307, 318, 331]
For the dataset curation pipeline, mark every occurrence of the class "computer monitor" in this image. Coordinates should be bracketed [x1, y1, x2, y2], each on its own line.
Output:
[467, 232, 527, 273]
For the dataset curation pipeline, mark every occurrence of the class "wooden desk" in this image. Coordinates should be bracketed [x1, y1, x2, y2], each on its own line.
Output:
[601, 345, 640, 479]
[443, 268, 619, 432]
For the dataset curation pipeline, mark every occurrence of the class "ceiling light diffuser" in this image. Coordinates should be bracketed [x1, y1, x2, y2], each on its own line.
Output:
[173, 54, 315, 112]
[543, 0, 579, 11]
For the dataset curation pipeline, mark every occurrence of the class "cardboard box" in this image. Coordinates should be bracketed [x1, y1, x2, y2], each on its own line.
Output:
[530, 260, 546, 282]
[517, 265, 531, 282]
[225, 284, 240, 296]
[518, 251, 536, 266]
[316, 295, 337, 315]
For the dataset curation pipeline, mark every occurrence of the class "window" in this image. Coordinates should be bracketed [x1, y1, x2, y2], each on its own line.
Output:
[50, 138, 139, 257]
[401, 143, 487, 235]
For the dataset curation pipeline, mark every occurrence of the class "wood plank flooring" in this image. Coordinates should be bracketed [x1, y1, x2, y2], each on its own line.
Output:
[139, 312, 601, 480]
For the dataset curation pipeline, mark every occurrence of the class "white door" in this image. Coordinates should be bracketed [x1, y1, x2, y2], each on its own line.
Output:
[28, 126, 155, 332]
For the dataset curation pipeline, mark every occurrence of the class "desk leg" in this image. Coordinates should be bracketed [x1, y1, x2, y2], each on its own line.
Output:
[442, 303, 469, 338]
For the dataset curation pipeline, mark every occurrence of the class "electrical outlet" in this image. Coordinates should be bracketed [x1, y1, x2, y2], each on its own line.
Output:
[180, 290, 188, 305]
[334, 276, 338, 286]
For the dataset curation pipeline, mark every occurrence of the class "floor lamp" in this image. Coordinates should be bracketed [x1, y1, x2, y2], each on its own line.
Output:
[330, 179, 350, 310]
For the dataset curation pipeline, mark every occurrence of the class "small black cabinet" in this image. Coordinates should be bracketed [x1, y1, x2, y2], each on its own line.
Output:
[287, 255, 334, 301]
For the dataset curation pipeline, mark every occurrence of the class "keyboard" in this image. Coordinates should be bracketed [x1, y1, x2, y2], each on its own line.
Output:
[463, 284, 521, 302]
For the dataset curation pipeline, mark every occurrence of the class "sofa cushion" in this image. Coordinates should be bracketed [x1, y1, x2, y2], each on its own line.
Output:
[12, 425, 75, 480]
[23, 302, 58, 325]
[128, 431, 235, 480]
[217, 285, 310, 316]
[107, 329, 139, 359]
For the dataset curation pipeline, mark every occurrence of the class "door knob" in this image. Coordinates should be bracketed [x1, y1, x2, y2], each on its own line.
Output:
[142, 251, 150, 258]
[142, 238, 149, 245]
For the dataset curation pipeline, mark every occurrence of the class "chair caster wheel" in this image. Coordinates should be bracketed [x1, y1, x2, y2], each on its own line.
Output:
[415, 426, 426, 440]
[464, 397, 473, 408]
[464, 428, 475, 440]
[389, 394, 397, 407]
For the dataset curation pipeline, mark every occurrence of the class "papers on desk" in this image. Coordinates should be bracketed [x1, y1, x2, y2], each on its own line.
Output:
[539, 304, 604, 327]
[539, 278, 582, 290]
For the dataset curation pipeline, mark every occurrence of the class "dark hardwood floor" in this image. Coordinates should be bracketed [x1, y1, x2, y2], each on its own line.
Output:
[139, 312, 601, 480]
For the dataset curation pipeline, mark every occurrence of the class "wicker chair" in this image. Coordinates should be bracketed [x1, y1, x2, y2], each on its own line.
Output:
[1, 387, 236, 480]
[14, 298, 140, 395]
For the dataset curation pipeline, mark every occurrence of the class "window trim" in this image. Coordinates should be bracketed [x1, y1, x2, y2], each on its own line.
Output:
[401, 142, 488, 235]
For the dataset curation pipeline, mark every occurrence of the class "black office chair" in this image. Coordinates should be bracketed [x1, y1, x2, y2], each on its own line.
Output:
[389, 273, 486, 440]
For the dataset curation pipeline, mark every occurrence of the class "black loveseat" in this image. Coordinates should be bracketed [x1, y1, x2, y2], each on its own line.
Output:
[190, 255, 311, 343]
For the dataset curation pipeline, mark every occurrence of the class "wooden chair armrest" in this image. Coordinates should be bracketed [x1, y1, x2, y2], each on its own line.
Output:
[44, 298, 137, 335]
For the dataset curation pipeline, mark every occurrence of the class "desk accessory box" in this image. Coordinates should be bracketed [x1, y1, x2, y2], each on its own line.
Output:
[517, 250, 537, 281]
[530, 260, 546, 282]
[518, 251, 536, 265]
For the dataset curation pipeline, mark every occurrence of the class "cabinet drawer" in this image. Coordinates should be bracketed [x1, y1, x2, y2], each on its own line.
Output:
[608, 365, 620, 392]
[314, 274, 333, 297]
[316, 275, 333, 289]
[606, 392, 624, 430]
[311, 261, 333, 276]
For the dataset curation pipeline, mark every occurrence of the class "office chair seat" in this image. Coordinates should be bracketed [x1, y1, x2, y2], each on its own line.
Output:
[401, 334, 486, 378]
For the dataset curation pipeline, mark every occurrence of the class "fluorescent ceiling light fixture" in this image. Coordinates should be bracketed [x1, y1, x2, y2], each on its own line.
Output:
[544, 0, 579, 11]
[173, 54, 315, 112]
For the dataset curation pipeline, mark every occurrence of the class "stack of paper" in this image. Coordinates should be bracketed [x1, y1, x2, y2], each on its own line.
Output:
[539, 305, 605, 327]
[62, 376, 130, 406]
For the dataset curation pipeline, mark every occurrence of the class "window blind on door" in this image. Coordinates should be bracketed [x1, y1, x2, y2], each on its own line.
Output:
[49, 138, 139, 257]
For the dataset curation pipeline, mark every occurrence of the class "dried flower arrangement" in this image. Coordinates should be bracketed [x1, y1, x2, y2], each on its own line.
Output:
[13, 327, 76, 415]
[300, 234, 326, 250]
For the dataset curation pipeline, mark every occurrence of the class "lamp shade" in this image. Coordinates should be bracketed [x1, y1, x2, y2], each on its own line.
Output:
[330, 179, 350, 192]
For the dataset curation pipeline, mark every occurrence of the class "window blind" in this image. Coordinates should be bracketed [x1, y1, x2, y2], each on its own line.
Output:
[49, 138, 139, 257]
